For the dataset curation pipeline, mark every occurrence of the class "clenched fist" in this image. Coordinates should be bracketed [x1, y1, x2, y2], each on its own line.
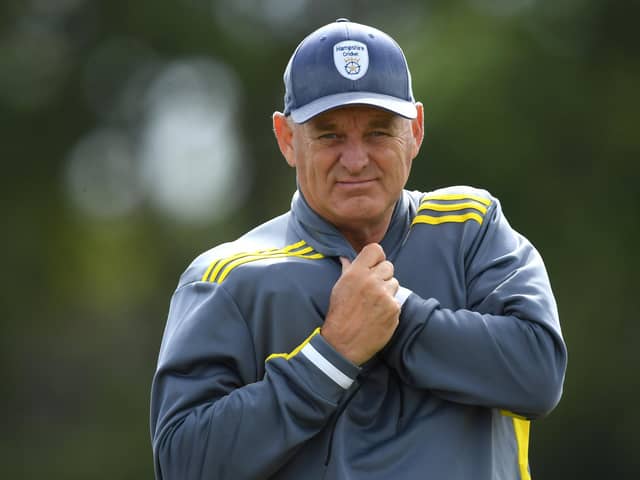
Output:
[321, 243, 400, 365]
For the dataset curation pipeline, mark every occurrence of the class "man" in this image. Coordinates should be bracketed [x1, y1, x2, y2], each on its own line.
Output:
[150, 19, 567, 480]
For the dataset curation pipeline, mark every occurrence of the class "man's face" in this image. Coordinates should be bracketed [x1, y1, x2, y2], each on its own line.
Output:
[275, 105, 424, 235]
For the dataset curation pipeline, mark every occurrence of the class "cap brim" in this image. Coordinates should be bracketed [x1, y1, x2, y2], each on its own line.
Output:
[289, 92, 417, 123]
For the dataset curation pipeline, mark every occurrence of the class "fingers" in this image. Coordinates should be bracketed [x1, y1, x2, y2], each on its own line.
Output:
[372, 260, 394, 281]
[350, 244, 393, 274]
[346, 245, 398, 299]
[344, 244, 395, 282]
[339, 256, 351, 272]
[385, 276, 399, 297]
[324, 244, 401, 365]
[351, 243, 386, 269]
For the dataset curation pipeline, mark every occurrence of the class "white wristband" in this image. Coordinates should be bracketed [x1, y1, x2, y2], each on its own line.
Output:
[301, 343, 354, 389]
[394, 286, 412, 307]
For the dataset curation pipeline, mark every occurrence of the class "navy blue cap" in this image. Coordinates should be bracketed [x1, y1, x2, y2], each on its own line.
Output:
[283, 19, 417, 123]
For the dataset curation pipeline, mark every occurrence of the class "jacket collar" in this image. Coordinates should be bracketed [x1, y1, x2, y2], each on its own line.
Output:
[289, 190, 415, 260]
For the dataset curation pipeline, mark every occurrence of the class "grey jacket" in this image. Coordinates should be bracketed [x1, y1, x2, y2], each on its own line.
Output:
[150, 186, 567, 480]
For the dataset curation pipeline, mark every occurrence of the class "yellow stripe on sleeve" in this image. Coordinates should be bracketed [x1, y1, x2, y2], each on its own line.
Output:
[512, 418, 532, 480]
[202, 240, 324, 284]
[421, 193, 492, 206]
[412, 212, 484, 226]
[216, 247, 319, 283]
[500, 409, 530, 421]
[266, 327, 321, 362]
[500, 410, 532, 480]
[211, 241, 307, 282]
[202, 259, 222, 282]
[202, 247, 279, 282]
[418, 200, 488, 215]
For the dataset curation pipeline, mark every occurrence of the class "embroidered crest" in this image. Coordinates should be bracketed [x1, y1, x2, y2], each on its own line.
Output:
[333, 40, 369, 80]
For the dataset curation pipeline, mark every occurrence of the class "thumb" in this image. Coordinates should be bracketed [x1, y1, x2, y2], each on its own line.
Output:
[339, 256, 351, 271]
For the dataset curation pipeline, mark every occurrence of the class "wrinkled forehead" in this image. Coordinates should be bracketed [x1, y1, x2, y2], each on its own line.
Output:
[301, 105, 405, 130]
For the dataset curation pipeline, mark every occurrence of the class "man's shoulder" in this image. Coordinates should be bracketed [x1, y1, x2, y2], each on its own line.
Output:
[415, 185, 495, 204]
[178, 211, 316, 287]
[407, 185, 498, 229]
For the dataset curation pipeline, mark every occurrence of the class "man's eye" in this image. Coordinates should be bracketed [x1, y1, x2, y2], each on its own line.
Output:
[318, 133, 338, 140]
[369, 131, 389, 137]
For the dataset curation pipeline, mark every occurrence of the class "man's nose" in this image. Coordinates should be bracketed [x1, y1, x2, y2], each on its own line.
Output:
[338, 139, 369, 173]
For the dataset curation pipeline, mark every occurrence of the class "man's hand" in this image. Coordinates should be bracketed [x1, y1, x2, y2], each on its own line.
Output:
[321, 243, 400, 365]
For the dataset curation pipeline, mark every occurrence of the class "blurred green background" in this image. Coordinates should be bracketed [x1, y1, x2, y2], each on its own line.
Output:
[2, 0, 638, 478]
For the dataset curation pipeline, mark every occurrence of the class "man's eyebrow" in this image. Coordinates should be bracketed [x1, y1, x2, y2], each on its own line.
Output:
[307, 112, 398, 131]
[308, 119, 337, 131]
[367, 115, 397, 129]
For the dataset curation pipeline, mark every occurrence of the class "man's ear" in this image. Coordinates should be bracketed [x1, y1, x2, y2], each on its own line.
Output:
[410, 102, 425, 158]
[273, 112, 296, 167]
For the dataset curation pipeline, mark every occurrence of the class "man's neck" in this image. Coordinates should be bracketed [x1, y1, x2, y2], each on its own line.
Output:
[338, 218, 391, 253]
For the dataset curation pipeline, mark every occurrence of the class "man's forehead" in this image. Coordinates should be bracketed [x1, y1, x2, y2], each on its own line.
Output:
[304, 106, 401, 128]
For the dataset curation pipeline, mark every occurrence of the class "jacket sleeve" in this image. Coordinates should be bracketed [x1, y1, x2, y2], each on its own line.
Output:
[150, 281, 359, 480]
[382, 199, 567, 419]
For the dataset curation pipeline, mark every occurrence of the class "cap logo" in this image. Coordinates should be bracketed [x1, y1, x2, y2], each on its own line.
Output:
[333, 40, 369, 81]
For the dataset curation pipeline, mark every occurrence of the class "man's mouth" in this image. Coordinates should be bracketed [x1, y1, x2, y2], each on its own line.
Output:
[336, 179, 376, 186]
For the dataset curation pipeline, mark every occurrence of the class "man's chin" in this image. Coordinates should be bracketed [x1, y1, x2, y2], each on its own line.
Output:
[330, 200, 386, 225]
